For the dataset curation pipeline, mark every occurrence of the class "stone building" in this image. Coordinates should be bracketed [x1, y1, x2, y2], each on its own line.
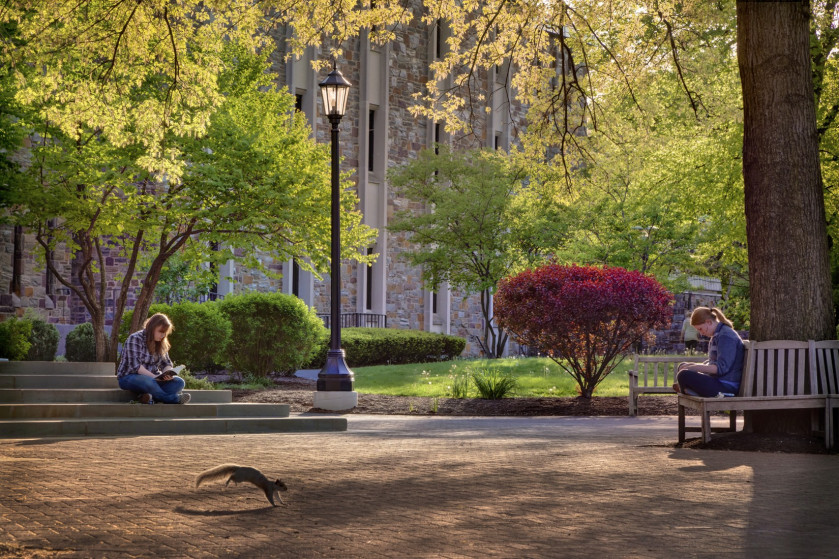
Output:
[0, 3, 531, 356]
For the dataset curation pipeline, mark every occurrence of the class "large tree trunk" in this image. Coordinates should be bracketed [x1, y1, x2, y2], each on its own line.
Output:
[738, 1, 835, 433]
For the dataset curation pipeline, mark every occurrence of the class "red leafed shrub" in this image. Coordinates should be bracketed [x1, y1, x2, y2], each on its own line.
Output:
[495, 264, 673, 398]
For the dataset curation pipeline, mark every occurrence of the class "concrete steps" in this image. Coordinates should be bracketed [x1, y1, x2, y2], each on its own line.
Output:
[0, 388, 233, 403]
[0, 416, 347, 438]
[0, 361, 346, 438]
[0, 403, 290, 419]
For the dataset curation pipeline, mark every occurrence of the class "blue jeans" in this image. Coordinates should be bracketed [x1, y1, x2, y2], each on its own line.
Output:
[676, 369, 736, 398]
[118, 374, 185, 404]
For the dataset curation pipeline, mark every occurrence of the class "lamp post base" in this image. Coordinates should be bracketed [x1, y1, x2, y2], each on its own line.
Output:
[313, 390, 358, 411]
[314, 350, 356, 410]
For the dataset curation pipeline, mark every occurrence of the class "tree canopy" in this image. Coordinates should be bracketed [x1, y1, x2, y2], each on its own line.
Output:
[2, 23, 375, 359]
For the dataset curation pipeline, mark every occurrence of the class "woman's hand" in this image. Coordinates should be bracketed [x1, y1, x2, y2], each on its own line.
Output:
[156, 372, 174, 382]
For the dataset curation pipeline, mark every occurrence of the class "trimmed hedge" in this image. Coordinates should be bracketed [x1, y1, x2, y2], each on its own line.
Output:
[304, 328, 466, 369]
[219, 292, 327, 377]
[26, 316, 59, 361]
[0, 317, 33, 360]
[65, 323, 97, 362]
[120, 301, 231, 371]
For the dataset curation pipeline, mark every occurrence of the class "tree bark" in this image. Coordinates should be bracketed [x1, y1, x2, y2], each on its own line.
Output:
[738, 1, 835, 433]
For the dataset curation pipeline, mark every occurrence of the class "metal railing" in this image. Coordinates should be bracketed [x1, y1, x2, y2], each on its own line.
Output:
[318, 312, 387, 329]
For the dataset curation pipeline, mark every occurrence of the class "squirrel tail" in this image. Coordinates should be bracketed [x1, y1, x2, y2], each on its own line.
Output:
[195, 464, 240, 488]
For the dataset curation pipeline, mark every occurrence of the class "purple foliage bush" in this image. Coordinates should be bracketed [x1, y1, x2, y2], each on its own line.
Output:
[495, 264, 673, 397]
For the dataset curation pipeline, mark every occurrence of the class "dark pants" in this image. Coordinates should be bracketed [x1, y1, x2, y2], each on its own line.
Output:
[685, 340, 697, 351]
[676, 369, 734, 398]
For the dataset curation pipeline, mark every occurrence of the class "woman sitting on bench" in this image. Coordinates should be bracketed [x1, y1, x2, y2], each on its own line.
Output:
[673, 307, 745, 398]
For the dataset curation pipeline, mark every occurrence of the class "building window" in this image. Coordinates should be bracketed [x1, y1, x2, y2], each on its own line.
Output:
[495, 133, 502, 150]
[295, 94, 303, 112]
[435, 19, 443, 59]
[45, 219, 56, 297]
[368, 109, 376, 172]
[432, 291, 437, 314]
[366, 247, 374, 311]
[370, 0, 377, 34]
[208, 241, 219, 301]
[10, 225, 22, 296]
[292, 259, 300, 297]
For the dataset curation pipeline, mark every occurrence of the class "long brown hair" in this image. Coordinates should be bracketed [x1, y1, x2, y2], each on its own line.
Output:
[143, 313, 173, 356]
[690, 306, 734, 328]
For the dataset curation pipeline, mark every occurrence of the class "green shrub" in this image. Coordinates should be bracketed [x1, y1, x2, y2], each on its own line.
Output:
[121, 301, 231, 371]
[179, 368, 218, 390]
[470, 367, 517, 399]
[0, 317, 33, 360]
[25, 315, 59, 361]
[219, 292, 327, 377]
[305, 328, 466, 368]
[65, 323, 97, 362]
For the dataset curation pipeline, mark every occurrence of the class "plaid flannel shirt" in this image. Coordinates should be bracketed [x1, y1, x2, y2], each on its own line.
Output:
[116, 330, 173, 378]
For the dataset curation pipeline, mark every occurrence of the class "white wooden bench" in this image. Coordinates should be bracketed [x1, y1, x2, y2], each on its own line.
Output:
[812, 340, 839, 449]
[678, 340, 829, 444]
[627, 355, 705, 416]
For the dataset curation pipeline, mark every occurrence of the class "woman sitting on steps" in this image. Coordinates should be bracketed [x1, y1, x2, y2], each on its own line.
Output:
[116, 313, 190, 405]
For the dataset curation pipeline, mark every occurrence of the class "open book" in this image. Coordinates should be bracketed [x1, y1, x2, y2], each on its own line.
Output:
[154, 364, 185, 378]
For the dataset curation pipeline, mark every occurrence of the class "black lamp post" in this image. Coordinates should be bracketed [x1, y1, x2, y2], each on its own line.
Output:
[316, 63, 355, 398]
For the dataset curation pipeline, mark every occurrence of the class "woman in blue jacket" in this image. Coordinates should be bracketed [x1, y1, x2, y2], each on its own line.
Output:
[674, 307, 745, 397]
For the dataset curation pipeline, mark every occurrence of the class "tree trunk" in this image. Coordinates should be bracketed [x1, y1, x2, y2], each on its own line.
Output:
[738, 1, 835, 433]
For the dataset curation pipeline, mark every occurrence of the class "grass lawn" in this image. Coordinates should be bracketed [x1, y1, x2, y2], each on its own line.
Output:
[351, 356, 639, 398]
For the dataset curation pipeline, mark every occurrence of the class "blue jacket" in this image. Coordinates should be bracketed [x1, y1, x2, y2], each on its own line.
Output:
[708, 322, 745, 389]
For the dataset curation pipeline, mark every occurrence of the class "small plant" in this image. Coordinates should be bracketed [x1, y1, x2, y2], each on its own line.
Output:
[470, 368, 517, 399]
[430, 397, 439, 413]
[179, 369, 217, 390]
[448, 374, 470, 398]
[243, 373, 275, 389]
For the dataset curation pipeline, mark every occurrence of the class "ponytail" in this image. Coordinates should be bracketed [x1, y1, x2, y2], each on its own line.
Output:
[710, 308, 734, 328]
[690, 306, 734, 328]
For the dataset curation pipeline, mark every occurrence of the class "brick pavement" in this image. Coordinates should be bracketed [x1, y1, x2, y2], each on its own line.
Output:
[1, 415, 838, 558]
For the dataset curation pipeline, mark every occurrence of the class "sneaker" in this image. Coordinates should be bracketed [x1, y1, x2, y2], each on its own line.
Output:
[178, 393, 191, 405]
[138, 393, 153, 405]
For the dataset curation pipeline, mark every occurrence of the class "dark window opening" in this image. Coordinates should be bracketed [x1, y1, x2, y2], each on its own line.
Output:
[10, 225, 22, 296]
[45, 219, 56, 297]
[368, 109, 376, 172]
[208, 241, 219, 301]
[435, 20, 443, 59]
[295, 94, 303, 112]
[366, 247, 374, 311]
[292, 259, 300, 297]
[432, 291, 438, 314]
[371, 0, 378, 33]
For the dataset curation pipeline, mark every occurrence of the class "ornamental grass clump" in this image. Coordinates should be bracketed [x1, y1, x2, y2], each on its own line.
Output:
[495, 264, 673, 398]
[470, 367, 518, 399]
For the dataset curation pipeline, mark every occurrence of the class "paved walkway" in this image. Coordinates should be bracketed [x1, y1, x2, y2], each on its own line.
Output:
[1, 415, 838, 558]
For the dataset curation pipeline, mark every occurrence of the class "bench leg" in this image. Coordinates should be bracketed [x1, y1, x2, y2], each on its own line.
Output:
[678, 404, 686, 443]
[628, 391, 637, 417]
[729, 410, 737, 433]
[701, 408, 712, 444]
[827, 405, 834, 450]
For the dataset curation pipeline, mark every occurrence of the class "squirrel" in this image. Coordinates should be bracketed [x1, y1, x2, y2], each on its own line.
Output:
[195, 464, 288, 506]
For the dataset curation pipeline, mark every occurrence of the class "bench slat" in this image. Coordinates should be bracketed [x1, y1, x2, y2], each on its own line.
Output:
[756, 349, 765, 397]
